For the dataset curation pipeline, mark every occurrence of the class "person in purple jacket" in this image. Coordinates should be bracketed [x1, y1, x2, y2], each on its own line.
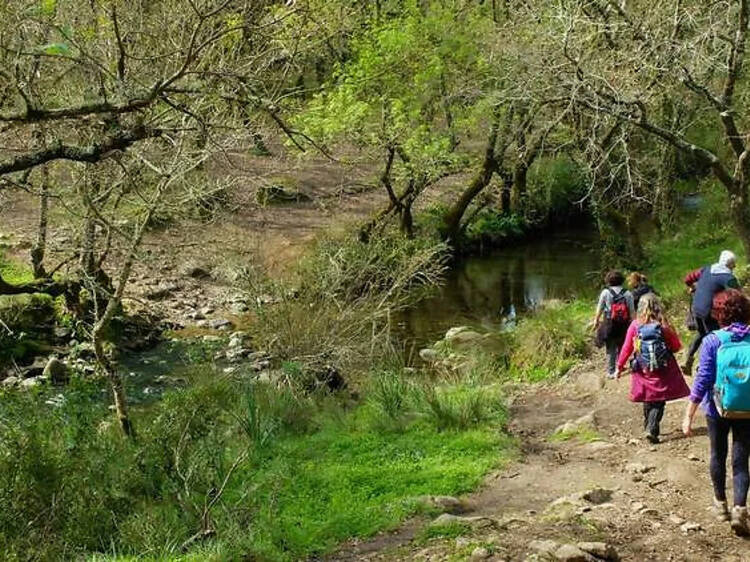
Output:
[683, 289, 750, 536]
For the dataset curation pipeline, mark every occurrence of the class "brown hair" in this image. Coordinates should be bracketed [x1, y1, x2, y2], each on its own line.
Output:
[605, 270, 625, 287]
[627, 272, 647, 289]
[713, 289, 750, 327]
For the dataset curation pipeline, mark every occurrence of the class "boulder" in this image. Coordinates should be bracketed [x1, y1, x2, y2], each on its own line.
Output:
[43, 358, 69, 385]
[419, 348, 440, 363]
[554, 544, 594, 562]
[20, 376, 44, 388]
[445, 326, 483, 345]
[209, 318, 234, 331]
[418, 495, 469, 514]
[577, 542, 619, 561]
[445, 326, 472, 340]
[256, 183, 312, 205]
[430, 513, 498, 530]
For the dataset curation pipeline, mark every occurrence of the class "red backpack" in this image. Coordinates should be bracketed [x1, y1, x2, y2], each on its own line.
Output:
[608, 288, 630, 327]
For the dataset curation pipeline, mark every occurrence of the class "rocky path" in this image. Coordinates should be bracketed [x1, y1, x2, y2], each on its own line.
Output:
[331, 357, 750, 561]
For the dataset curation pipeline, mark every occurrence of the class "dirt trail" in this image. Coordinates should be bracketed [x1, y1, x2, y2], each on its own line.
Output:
[331, 356, 750, 561]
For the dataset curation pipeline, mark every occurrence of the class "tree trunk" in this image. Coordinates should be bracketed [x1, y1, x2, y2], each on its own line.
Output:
[511, 163, 528, 211]
[30, 164, 49, 279]
[442, 107, 502, 242]
[500, 172, 512, 213]
[729, 187, 750, 258]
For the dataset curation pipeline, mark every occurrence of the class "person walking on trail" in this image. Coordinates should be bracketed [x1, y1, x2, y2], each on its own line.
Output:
[594, 270, 635, 379]
[683, 289, 750, 536]
[627, 272, 656, 311]
[614, 293, 689, 444]
[683, 250, 740, 375]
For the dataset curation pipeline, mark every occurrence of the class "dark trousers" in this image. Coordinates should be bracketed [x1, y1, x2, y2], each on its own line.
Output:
[686, 316, 720, 366]
[643, 402, 665, 437]
[707, 416, 750, 506]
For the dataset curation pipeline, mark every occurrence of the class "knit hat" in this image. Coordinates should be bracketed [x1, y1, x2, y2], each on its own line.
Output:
[720, 250, 737, 268]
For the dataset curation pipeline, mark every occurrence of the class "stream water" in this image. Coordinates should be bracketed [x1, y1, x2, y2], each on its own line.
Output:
[395, 225, 602, 351]
[118, 226, 602, 398]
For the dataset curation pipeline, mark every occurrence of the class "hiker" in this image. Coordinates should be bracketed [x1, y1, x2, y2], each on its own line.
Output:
[683, 251, 740, 375]
[627, 272, 655, 311]
[594, 270, 635, 379]
[683, 289, 750, 536]
[613, 294, 689, 444]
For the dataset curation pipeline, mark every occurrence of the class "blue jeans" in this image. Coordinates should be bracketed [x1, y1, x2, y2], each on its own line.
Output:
[606, 337, 621, 376]
[707, 416, 750, 506]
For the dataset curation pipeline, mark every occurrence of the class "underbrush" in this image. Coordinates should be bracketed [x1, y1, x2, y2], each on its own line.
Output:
[508, 301, 591, 381]
[0, 370, 513, 562]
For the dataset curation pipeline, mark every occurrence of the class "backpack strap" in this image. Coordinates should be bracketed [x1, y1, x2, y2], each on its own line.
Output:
[715, 329, 733, 346]
[608, 287, 624, 301]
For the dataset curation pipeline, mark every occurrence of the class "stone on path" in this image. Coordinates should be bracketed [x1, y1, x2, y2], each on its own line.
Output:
[577, 542, 619, 561]
[529, 539, 560, 556]
[680, 521, 702, 534]
[418, 495, 468, 514]
[470, 546, 491, 561]
[554, 544, 594, 562]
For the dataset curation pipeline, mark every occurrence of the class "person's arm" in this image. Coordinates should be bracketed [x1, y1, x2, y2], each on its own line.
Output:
[685, 268, 702, 287]
[663, 324, 683, 353]
[615, 322, 637, 377]
[683, 333, 720, 436]
[593, 290, 606, 328]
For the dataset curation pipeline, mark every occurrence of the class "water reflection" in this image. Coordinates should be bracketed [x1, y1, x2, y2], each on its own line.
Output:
[395, 226, 601, 349]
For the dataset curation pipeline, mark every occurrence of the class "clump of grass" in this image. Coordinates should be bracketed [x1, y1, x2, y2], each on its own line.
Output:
[416, 384, 507, 432]
[549, 426, 601, 443]
[508, 300, 591, 381]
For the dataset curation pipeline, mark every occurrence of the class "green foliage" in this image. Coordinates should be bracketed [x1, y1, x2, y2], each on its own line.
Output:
[527, 156, 588, 222]
[509, 301, 591, 380]
[0, 371, 513, 562]
[464, 210, 527, 246]
[417, 384, 506, 431]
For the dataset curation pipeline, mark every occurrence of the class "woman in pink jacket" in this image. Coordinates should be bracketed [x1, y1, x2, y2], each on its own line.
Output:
[614, 293, 690, 443]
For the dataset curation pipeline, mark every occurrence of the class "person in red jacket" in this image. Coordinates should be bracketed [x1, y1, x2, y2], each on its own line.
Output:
[614, 293, 690, 443]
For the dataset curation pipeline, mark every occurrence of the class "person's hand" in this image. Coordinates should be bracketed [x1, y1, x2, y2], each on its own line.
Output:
[614, 367, 622, 379]
[682, 415, 693, 437]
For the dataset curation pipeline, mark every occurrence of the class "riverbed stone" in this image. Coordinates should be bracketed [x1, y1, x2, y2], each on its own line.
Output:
[43, 358, 69, 384]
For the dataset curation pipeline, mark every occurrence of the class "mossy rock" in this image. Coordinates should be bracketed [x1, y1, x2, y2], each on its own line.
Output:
[0, 294, 55, 332]
[256, 182, 311, 205]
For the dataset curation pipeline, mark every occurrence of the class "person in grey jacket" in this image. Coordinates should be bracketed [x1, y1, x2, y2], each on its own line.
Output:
[593, 270, 636, 378]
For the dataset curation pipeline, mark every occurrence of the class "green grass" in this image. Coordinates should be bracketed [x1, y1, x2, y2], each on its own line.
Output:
[0, 250, 33, 284]
[0, 371, 514, 562]
[549, 426, 601, 444]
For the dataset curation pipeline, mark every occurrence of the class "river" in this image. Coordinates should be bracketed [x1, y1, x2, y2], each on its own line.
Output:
[395, 226, 601, 350]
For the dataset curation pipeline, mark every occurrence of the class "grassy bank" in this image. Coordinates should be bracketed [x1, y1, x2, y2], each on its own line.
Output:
[0, 370, 514, 562]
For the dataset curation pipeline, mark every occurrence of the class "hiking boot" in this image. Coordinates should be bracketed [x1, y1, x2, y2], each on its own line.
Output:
[713, 498, 730, 522]
[644, 431, 660, 444]
[731, 506, 750, 536]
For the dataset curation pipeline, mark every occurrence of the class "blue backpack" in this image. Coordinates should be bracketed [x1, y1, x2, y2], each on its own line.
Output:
[714, 330, 750, 418]
[633, 323, 671, 371]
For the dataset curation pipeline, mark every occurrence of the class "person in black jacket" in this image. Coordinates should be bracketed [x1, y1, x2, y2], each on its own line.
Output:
[627, 272, 656, 311]
[683, 250, 740, 375]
